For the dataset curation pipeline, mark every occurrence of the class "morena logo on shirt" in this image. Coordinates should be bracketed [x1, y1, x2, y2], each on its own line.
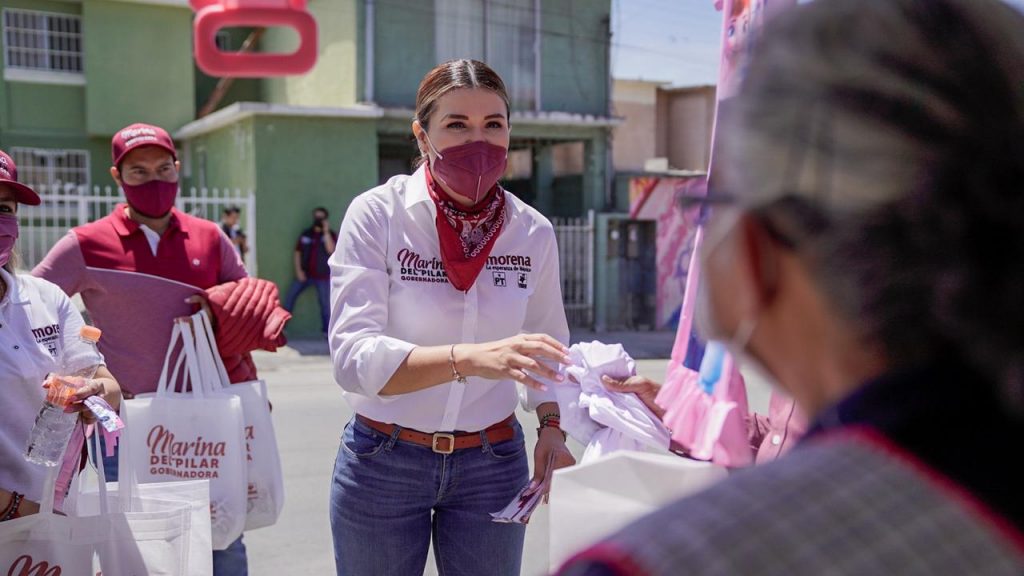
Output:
[485, 255, 533, 291]
[31, 324, 61, 358]
[485, 254, 533, 271]
[396, 248, 534, 286]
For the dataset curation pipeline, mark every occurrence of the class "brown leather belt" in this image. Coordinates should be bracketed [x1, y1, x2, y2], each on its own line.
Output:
[356, 414, 516, 454]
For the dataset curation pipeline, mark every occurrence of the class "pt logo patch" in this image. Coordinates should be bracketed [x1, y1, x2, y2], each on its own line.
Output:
[518, 272, 529, 289]
[492, 271, 507, 287]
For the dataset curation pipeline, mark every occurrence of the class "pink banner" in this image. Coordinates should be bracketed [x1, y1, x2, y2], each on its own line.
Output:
[672, 0, 800, 356]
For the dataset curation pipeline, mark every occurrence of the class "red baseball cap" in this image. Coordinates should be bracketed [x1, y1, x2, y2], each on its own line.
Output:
[0, 150, 41, 206]
[111, 123, 177, 168]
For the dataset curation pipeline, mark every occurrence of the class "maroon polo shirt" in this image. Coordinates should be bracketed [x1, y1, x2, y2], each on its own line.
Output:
[32, 205, 247, 394]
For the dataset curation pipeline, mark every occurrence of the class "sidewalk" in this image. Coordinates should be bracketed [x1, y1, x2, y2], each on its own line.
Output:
[282, 329, 676, 360]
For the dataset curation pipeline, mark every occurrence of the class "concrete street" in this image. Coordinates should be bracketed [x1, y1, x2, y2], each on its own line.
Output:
[245, 337, 771, 576]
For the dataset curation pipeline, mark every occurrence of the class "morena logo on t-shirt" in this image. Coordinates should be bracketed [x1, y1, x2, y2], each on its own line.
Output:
[31, 324, 61, 358]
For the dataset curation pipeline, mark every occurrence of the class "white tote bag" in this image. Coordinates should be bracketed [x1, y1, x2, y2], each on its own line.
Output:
[548, 451, 729, 571]
[1, 431, 192, 576]
[193, 310, 285, 530]
[78, 409, 214, 576]
[121, 320, 248, 550]
[0, 467, 94, 576]
[82, 430, 191, 576]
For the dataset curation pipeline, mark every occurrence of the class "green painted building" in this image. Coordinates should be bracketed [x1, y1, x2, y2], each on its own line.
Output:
[1, 0, 615, 337]
[0, 0, 195, 187]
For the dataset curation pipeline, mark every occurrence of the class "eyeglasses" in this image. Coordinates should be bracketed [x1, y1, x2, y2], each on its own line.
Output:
[677, 186, 830, 251]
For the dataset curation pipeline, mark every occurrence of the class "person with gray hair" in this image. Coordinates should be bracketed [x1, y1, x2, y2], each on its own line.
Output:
[557, 0, 1024, 574]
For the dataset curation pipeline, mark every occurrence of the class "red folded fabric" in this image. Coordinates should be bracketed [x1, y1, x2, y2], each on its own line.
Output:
[205, 278, 292, 384]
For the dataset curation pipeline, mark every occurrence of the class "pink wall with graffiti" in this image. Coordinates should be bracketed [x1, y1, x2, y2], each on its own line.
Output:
[629, 176, 705, 330]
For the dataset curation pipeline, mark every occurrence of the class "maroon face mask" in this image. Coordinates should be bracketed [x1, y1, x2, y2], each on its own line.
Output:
[426, 138, 508, 205]
[0, 213, 18, 268]
[122, 179, 178, 218]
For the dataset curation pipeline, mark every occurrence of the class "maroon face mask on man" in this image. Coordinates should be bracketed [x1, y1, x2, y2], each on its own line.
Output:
[111, 123, 181, 219]
[122, 179, 178, 219]
[426, 138, 508, 205]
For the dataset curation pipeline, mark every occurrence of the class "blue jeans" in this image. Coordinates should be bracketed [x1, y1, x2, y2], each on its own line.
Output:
[330, 417, 529, 576]
[97, 434, 250, 575]
[284, 277, 331, 333]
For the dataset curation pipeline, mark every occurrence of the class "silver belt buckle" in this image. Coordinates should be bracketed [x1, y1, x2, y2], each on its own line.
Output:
[432, 432, 456, 454]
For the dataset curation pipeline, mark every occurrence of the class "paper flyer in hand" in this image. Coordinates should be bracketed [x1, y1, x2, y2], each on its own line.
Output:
[490, 452, 556, 524]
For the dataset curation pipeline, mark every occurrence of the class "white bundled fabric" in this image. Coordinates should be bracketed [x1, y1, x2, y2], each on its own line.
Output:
[554, 341, 672, 463]
[122, 319, 248, 550]
[192, 311, 285, 531]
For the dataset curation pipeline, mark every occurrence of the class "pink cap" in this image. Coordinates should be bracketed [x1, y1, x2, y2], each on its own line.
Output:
[0, 150, 41, 206]
[111, 123, 177, 167]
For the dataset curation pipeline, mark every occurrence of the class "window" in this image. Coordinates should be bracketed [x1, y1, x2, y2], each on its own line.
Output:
[2, 9, 83, 79]
[9, 148, 90, 190]
[435, 0, 538, 110]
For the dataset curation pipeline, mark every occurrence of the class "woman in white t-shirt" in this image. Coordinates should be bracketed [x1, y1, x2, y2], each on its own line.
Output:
[329, 60, 576, 575]
[0, 149, 121, 522]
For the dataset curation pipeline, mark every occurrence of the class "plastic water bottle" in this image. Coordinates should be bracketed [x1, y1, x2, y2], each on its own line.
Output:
[24, 326, 103, 466]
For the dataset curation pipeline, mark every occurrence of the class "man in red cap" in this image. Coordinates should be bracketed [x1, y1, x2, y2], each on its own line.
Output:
[32, 123, 251, 574]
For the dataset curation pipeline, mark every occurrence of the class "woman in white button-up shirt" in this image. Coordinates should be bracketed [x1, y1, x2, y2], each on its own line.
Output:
[0, 153, 121, 523]
[328, 60, 576, 575]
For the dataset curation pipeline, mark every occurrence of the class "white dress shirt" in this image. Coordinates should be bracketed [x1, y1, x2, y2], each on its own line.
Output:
[0, 268, 104, 502]
[328, 166, 569, 433]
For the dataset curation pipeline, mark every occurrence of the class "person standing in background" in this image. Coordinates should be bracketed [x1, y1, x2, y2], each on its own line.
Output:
[221, 205, 248, 260]
[284, 206, 335, 337]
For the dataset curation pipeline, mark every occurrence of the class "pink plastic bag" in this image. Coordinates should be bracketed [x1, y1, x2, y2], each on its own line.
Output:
[191, 0, 318, 77]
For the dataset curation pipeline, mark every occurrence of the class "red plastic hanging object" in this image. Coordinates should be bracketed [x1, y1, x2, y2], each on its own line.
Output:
[191, 0, 318, 77]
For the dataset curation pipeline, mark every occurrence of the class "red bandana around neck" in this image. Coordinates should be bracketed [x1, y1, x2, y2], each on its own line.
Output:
[425, 166, 507, 292]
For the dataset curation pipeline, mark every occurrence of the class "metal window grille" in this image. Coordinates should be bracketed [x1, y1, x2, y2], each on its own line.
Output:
[9, 148, 90, 189]
[19, 184, 258, 274]
[2, 9, 83, 74]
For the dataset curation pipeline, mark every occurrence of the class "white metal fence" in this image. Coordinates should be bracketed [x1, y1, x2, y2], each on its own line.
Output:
[18, 185, 257, 274]
[552, 209, 595, 328]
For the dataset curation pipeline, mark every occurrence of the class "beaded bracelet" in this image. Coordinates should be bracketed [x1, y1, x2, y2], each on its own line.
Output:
[1, 492, 23, 522]
[537, 414, 566, 441]
[539, 413, 561, 428]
